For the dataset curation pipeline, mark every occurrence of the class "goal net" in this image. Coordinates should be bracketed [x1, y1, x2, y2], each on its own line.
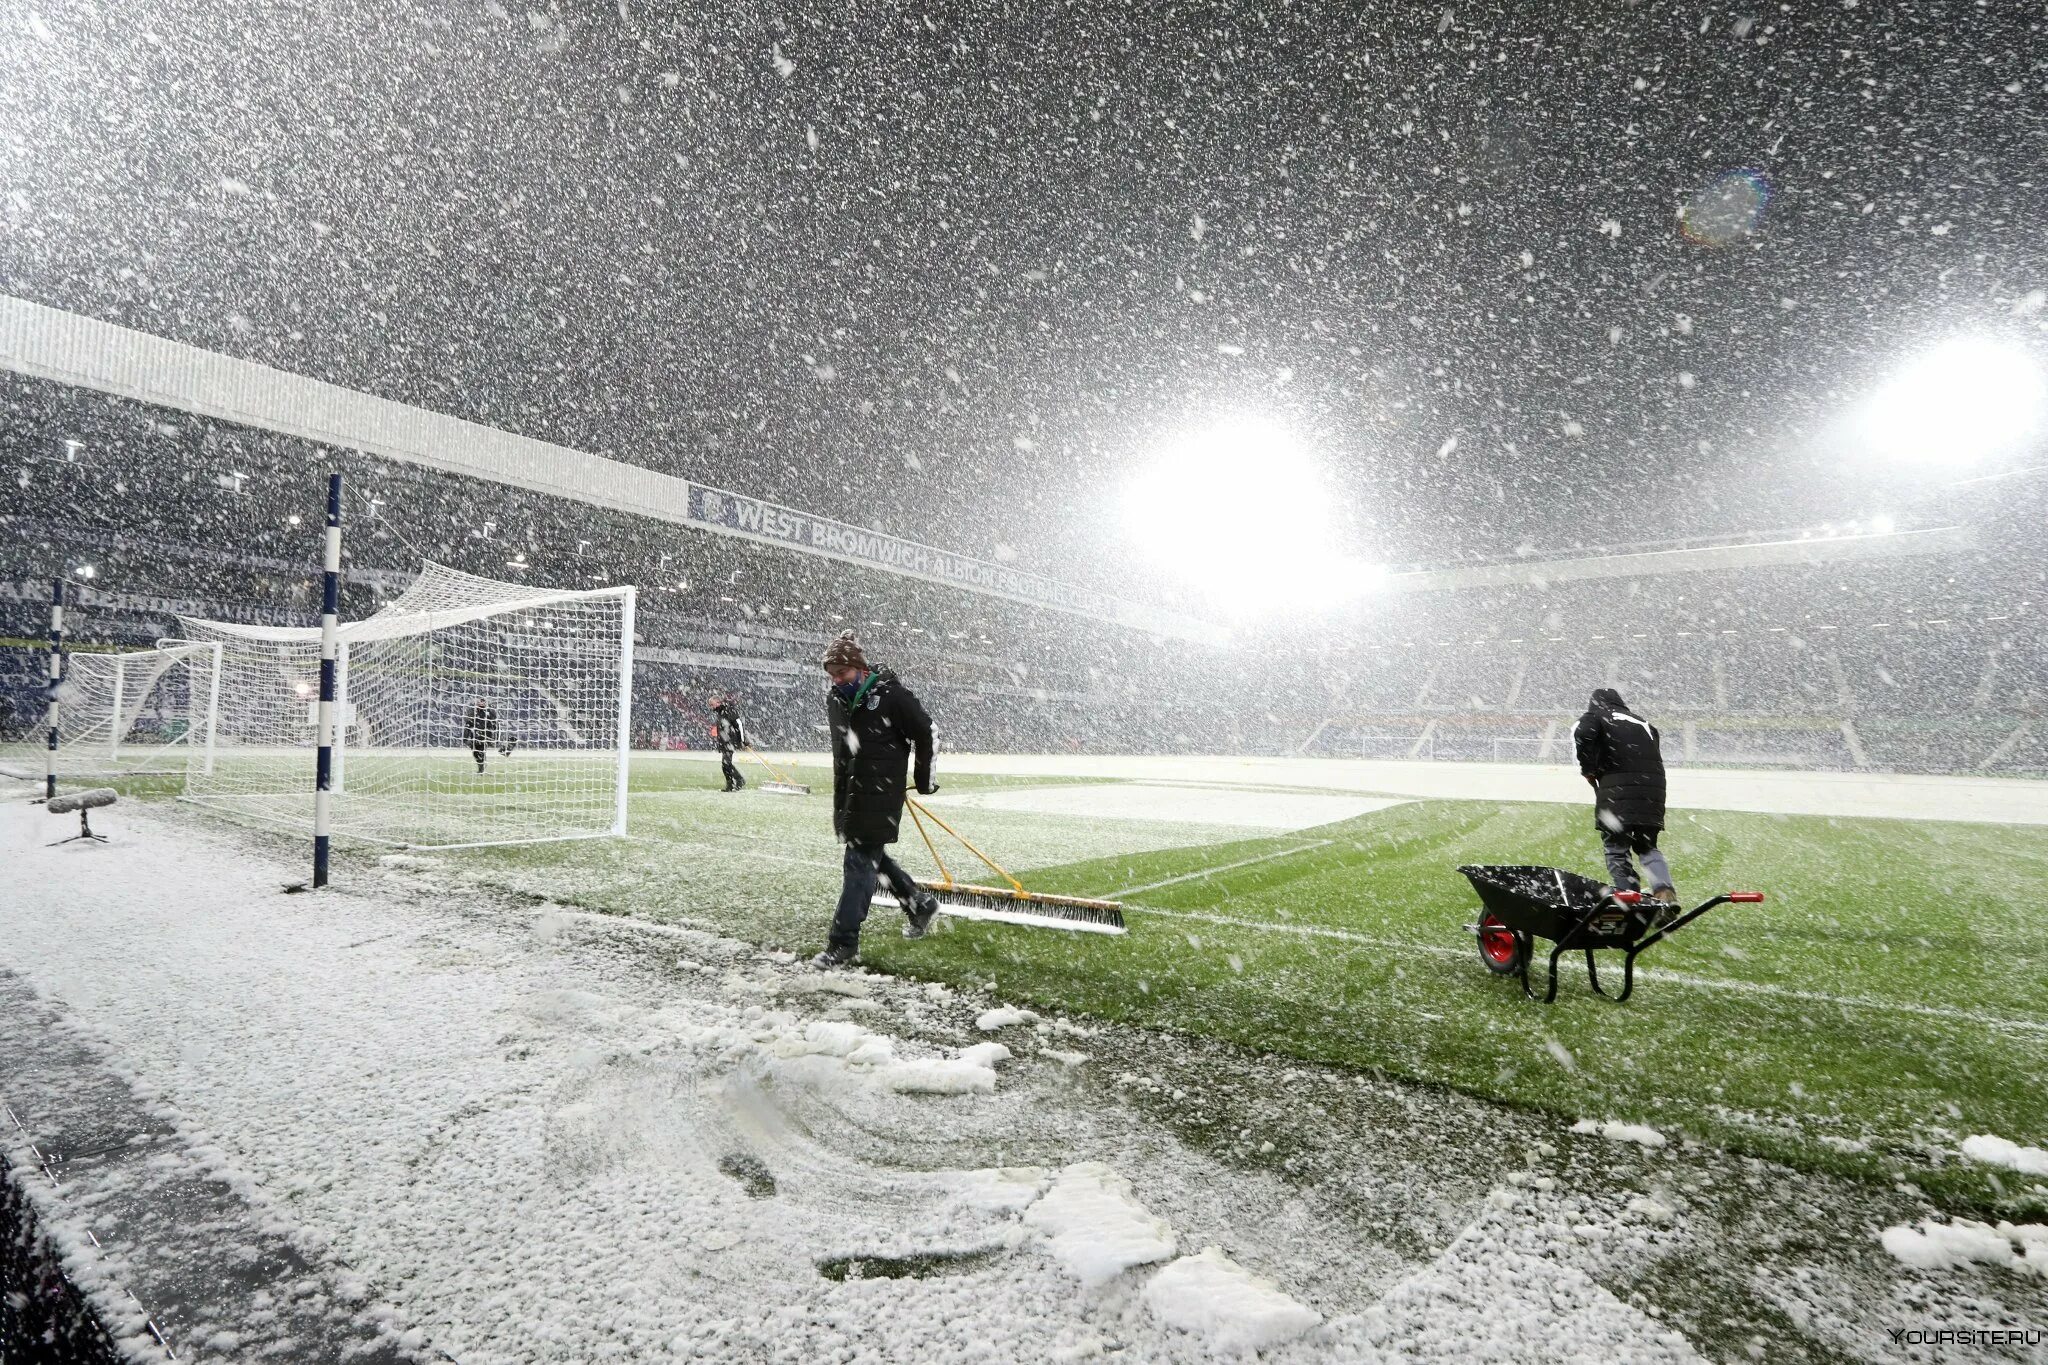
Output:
[177, 562, 635, 849]
[0, 640, 222, 780]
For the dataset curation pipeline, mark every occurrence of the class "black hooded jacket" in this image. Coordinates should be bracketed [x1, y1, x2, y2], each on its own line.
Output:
[461, 701, 498, 750]
[1573, 689, 1666, 830]
[827, 668, 934, 845]
[712, 702, 746, 753]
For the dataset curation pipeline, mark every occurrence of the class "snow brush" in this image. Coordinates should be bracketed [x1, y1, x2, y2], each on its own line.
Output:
[878, 795, 1126, 935]
[742, 744, 810, 796]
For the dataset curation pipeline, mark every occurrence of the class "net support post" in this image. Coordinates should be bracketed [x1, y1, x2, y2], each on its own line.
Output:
[332, 641, 350, 794]
[109, 652, 125, 762]
[313, 473, 342, 888]
[612, 585, 636, 836]
[44, 576, 63, 801]
[201, 641, 222, 776]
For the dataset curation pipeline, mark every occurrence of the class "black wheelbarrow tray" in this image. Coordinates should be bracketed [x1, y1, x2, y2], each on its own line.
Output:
[1456, 864, 1764, 1003]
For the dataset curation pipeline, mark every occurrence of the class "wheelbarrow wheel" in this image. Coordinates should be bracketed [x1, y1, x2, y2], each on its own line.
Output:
[1476, 912, 1530, 977]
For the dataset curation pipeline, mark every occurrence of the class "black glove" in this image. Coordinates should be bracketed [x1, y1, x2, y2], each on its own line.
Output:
[917, 781, 939, 796]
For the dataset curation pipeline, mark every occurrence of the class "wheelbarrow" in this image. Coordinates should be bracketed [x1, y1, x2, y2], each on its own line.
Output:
[1457, 864, 1763, 1003]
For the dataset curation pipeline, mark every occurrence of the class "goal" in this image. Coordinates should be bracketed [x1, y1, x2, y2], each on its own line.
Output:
[0, 640, 223, 780]
[177, 562, 635, 849]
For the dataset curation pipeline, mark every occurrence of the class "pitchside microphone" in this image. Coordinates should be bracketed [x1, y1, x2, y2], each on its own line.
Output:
[46, 786, 117, 846]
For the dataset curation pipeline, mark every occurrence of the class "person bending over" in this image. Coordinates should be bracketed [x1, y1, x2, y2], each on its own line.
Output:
[1573, 687, 1677, 913]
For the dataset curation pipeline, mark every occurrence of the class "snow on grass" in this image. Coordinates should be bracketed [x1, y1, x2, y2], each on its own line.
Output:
[1960, 1133, 2048, 1177]
[1572, 1118, 1669, 1148]
[1880, 1218, 2048, 1276]
[1142, 1245, 1323, 1353]
[925, 781, 1405, 831]
[1627, 1195, 1678, 1224]
[1341, 1189, 1702, 1363]
[1022, 1161, 1177, 1287]
[975, 1006, 1038, 1031]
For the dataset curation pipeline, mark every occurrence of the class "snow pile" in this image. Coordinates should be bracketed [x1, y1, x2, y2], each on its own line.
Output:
[1023, 1161, 1177, 1287]
[875, 1056, 1000, 1095]
[1571, 1118, 1667, 1148]
[975, 1006, 1038, 1031]
[765, 1017, 1011, 1094]
[1880, 1218, 2048, 1276]
[1142, 1246, 1323, 1353]
[1960, 1134, 2048, 1178]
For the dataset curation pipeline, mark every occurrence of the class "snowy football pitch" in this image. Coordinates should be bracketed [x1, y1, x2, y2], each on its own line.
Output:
[7, 753, 2047, 1361]
[359, 751, 2048, 1210]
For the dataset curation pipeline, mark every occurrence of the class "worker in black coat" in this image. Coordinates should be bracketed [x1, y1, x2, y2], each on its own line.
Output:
[462, 698, 501, 774]
[1572, 688, 1676, 906]
[813, 631, 940, 966]
[711, 695, 747, 792]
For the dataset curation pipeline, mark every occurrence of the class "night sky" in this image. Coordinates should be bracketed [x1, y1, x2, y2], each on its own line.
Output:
[4, 0, 2044, 607]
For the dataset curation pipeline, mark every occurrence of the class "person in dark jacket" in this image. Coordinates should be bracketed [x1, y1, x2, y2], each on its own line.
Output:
[813, 631, 940, 966]
[711, 695, 747, 792]
[462, 698, 501, 774]
[1573, 687, 1676, 907]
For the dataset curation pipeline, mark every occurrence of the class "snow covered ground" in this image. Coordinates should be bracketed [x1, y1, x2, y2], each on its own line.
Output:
[657, 752, 2048, 826]
[4, 784, 2043, 1363]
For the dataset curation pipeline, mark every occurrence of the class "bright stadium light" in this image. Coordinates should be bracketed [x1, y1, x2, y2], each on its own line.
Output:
[1123, 418, 1373, 617]
[1858, 338, 2047, 467]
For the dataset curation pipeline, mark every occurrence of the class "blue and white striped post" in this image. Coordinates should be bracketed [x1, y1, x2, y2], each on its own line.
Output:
[313, 473, 342, 889]
[44, 577, 63, 801]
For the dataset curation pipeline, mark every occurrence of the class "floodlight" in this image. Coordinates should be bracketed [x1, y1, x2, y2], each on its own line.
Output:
[1859, 338, 2047, 466]
[1122, 418, 1372, 617]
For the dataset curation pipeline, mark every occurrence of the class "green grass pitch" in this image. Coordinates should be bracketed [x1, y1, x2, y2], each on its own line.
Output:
[112, 754, 2048, 1211]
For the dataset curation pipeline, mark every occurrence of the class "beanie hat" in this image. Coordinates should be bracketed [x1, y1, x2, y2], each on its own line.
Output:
[819, 630, 867, 671]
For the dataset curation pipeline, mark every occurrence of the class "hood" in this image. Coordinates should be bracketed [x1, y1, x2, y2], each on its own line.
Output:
[1590, 688, 1628, 712]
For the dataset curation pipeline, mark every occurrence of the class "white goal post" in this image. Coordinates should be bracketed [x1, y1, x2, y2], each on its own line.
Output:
[0, 639, 222, 779]
[176, 562, 635, 849]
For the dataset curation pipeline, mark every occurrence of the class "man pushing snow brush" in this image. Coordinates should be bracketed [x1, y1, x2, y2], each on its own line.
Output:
[811, 631, 943, 967]
[807, 630, 1125, 971]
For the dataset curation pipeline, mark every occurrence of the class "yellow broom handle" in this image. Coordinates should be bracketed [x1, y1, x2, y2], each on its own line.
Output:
[905, 796, 1024, 892]
[742, 744, 794, 784]
[905, 798, 955, 887]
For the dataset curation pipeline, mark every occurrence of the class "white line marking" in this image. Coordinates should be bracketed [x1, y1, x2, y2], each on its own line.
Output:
[1108, 840, 1334, 898]
[1121, 904, 2048, 1036]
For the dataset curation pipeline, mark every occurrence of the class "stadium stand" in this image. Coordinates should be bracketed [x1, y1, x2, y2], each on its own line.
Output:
[4, 372, 2042, 775]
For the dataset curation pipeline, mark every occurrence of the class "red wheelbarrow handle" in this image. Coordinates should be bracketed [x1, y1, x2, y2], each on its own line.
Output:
[1728, 892, 1765, 903]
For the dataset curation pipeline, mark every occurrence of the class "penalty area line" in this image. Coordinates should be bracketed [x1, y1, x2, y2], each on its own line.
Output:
[1106, 840, 1334, 898]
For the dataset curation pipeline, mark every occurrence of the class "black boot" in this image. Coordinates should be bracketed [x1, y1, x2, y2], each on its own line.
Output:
[902, 891, 940, 940]
[810, 943, 859, 968]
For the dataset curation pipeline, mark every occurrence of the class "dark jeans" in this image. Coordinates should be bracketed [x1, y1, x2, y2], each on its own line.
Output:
[719, 750, 744, 790]
[830, 840, 921, 949]
[1600, 825, 1673, 893]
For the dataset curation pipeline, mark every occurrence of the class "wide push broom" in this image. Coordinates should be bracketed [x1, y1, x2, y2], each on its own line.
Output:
[742, 744, 810, 796]
[874, 795, 1125, 935]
